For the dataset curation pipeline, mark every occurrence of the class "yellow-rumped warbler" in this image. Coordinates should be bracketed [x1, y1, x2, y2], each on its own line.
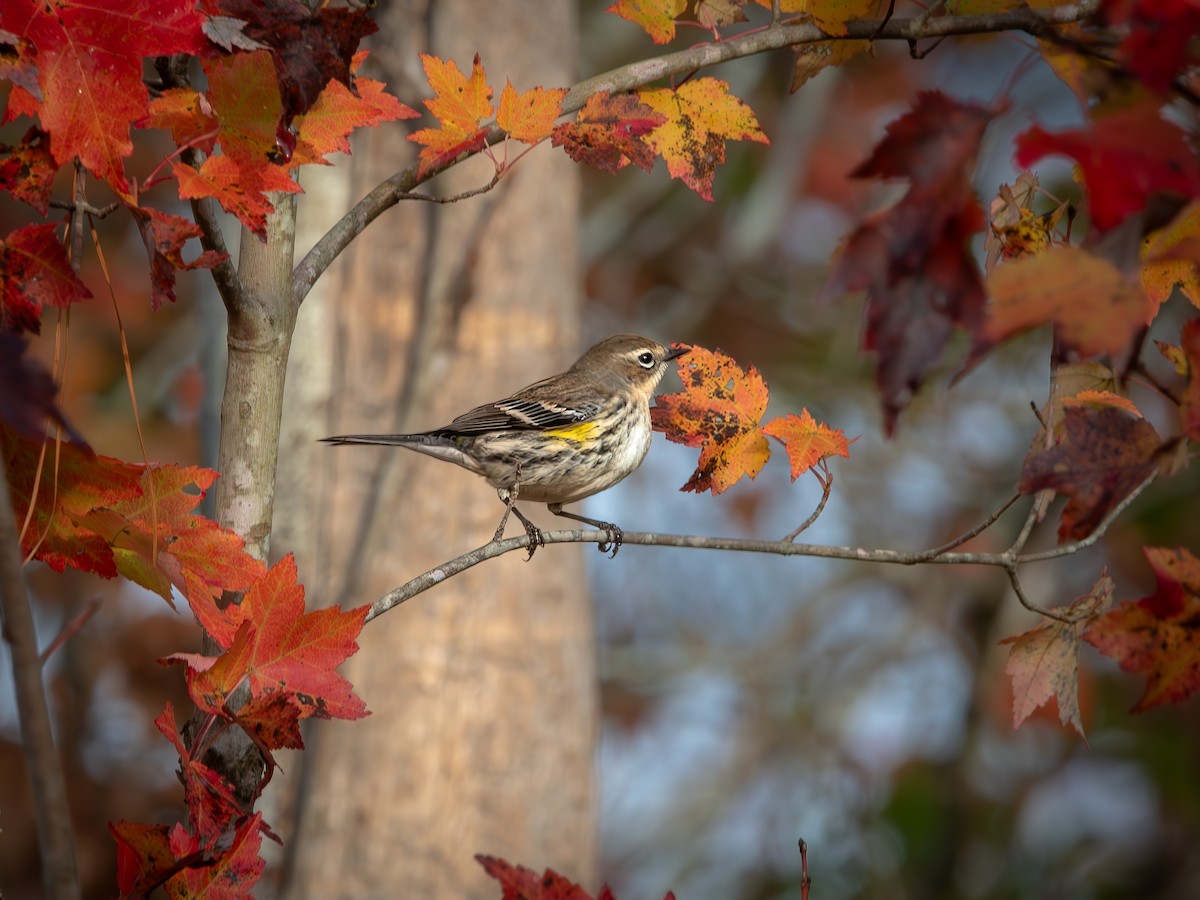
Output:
[323, 334, 688, 556]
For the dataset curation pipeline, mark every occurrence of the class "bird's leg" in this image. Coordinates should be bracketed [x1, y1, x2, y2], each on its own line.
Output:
[547, 503, 622, 557]
[496, 482, 543, 559]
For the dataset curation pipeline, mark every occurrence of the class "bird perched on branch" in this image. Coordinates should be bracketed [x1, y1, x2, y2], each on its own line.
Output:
[323, 333, 688, 557]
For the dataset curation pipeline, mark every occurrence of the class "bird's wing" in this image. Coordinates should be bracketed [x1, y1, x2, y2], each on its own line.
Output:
[443, 388, 602, 435]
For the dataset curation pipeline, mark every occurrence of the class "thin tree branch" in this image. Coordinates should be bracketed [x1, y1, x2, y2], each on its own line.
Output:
[187, 189, 247, 314]
[153, 55, 247, 315]
[910, 490, 1023, 562]
[0, 454, 80, 900]
[1006, 566, 1070, 623]
[783, 467, 833, 541]
[293, 1, 1100, 308]
[366, 480, 1147, 622]
[39, 595, 102, 665]
[1016, 470, 1158, 563]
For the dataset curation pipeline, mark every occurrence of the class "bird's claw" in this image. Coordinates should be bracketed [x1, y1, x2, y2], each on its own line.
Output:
[596, 523, 623, 558]
[522, 520, 545, 560]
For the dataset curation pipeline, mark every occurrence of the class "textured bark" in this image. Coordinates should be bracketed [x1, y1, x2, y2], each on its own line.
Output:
[273, 3, 595, 897]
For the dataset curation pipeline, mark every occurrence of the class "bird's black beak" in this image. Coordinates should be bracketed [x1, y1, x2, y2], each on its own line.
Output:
[664, 344, 691, 361]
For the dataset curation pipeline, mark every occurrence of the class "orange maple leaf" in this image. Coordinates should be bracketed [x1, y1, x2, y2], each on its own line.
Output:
[999, 574, 1113, 740]
[408, 52, 494, 177]
[751, 0, 882, 36]
[144, 87, 218, 156]
[1084, 547, 1200, 711]
[761, 410, 855, 479]
[607, 0, 687, 44]
[1141, 200, 1200, 314]
[639, 77, 769, 201]
[496, 80, 567, 145]
[651, 344, 770, 495]
[173, 155, 302, 240]
[203, 50, 282, 166]
[294, 76, 418, 164]
[981, 246, 1153, 359]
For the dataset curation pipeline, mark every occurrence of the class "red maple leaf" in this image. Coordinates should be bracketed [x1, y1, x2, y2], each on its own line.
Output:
[1101, 0, 1200, 93]
[1015, 98, 1200, 232]
[156, 702, 243, 843]
[0, 126, 58, 215]
[551, 92, 666, 174]
[1018, 405, 1165, 542]
[0, 221, 92, 334]
[408, 53, 494, 177]
[169, 812, 264, 899]
[1084, 546, 1200, 711]
[169, 555, 369, 723]
[822, 91, 995, 435]
[128, 207, 227, 309]
[294, 72, 418, 164]
[1, 427, 263, 627]
[762, 410, 855, 479]
[4, 0, 205, 194]
[651, 344, 770, 494]
[1000, 574, 1113, 740]
[110, 821, 176, 899]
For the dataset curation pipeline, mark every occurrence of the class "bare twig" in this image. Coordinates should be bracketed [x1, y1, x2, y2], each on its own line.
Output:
[1017, 470, 1158, 563]
[1006, 566, 1070, 623]
[39, 595, 103, 665]
[0, 454, 80, 900]
[49, 198, 120, 219]
[783, 466, 833, 541]
[294, 1, 1100, 307]
[911, 490, 1022, 561]
[394, 172, 502, 205]
[799, 839, 812, 900]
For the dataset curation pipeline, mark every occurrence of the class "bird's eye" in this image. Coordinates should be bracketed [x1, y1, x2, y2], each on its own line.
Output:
[637, 351, 655, 368]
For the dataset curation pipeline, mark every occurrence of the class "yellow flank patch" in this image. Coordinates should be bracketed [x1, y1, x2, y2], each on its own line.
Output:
[545, 420, 599, 442]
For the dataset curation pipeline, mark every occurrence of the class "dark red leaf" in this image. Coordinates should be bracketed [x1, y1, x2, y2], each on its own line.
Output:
[201, 0, 378, 128]
[822, 92, 995, 434]
[0, 335, 84, 443]
[0, 126, 58, 214]
[1018, 405, 1164, 541]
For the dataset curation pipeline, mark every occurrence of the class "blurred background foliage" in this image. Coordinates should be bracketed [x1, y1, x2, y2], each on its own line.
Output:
[3, 2, 1200, 898]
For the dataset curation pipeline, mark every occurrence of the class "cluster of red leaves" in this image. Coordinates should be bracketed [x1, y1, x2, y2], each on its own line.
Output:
[652, 344, 854, 494]
[0, 426, 367, 898]
[478, 855, 675, 900]
[0, 0, 411, 312]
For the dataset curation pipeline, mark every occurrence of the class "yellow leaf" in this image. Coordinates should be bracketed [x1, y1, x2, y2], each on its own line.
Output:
[497, 81, 567, 145]
[639, 78, 769, 201]
[607, 0, 687, 44]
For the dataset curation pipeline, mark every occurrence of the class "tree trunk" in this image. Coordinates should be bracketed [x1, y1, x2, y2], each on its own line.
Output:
[273, 3, 595, 896]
